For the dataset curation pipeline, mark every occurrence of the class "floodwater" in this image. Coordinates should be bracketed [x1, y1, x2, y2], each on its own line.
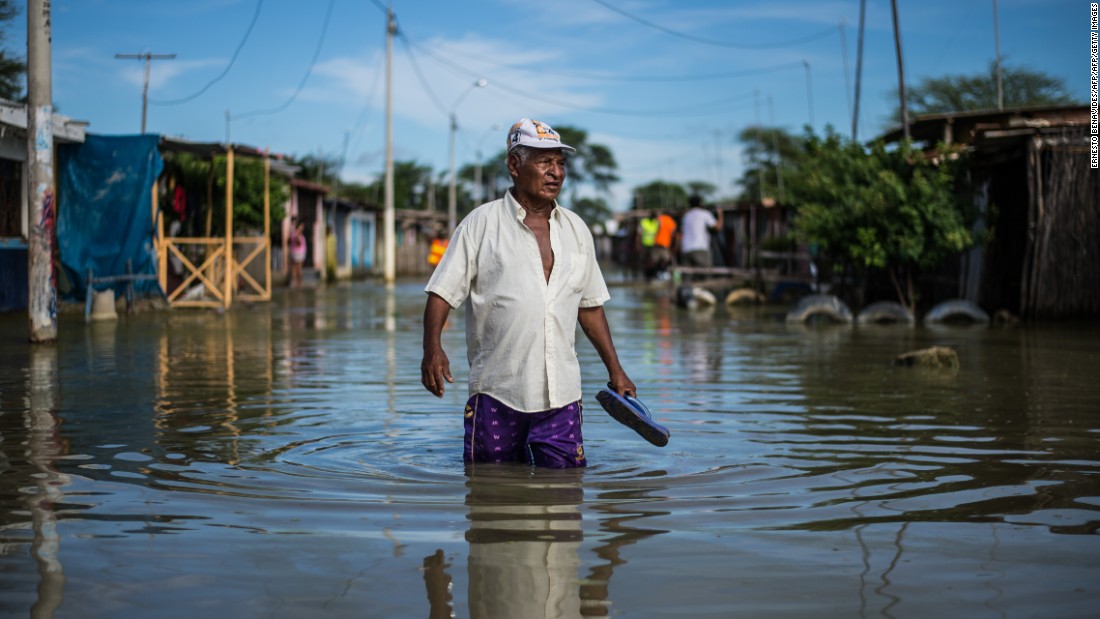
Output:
[1, 277, 1098, 619]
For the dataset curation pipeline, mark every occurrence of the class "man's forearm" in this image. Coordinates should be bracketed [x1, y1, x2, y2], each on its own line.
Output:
[579, 307, 618, 368]
[423, 293, 451, 352]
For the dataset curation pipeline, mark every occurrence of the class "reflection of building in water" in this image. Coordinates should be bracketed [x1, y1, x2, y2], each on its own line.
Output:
[154, 311, 274, 465]
[424, 467, 670, 618]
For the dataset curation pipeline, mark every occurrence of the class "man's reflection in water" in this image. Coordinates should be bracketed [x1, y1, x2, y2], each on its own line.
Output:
[466, 465, 585, 618]
[424, 465, 670, 618]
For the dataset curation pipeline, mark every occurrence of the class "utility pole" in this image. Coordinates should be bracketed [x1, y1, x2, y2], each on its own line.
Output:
[115, 51, 176, 133]
[853, 0, 867, 141]
[802, 61, 815, 130]
[993, 0, 1004, 110]
[839, 19, 853, 128]
[27, 0, 55, 343]
[890, 0, 910, 141]
[753, 90, 764, 204]
[383, 6, 396, 284]
[768, 95, 783, 202]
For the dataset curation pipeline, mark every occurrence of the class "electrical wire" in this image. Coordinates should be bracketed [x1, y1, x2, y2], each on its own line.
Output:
[346, 37, 387, 168]
[590, 0, 836, 50]
[229, 0, 336, 121]
[398, 34, 450, 119]
[150, 0, 265, 105]
[402, 33, 758, 118]
[403, 36, 805, 83]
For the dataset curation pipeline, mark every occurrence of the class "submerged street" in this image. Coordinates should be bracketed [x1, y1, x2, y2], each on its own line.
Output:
[1, 278, 1098, 618]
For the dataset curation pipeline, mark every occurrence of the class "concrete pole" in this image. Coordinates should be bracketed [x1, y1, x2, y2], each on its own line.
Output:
[383, 6, 396, 284]
[448, 112, 457, 233]
[27, 0, 56, 343]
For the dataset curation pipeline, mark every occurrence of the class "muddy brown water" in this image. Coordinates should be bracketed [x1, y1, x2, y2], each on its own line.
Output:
[1, 279, 1098, 618]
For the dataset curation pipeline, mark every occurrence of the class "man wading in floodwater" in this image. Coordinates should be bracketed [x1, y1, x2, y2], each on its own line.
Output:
[420, 118, 636, 468]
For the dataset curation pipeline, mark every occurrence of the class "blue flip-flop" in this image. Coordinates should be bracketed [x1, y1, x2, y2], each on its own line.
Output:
[596, 384, 670, 447]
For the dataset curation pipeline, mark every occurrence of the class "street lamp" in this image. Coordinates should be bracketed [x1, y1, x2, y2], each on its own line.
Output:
[448, 79, 488, 234]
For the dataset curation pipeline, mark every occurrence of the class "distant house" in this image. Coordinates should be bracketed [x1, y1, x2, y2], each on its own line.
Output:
[284, 178, 330, 283]
[0, 99, 88, 311]
[394, 208, 447, 278]
[878, 105, 1097, 319]
[325, 196, 377, 279]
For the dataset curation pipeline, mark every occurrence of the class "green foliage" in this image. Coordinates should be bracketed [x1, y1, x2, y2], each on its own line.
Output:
[736, 126, 805, 203]
[464, 125, 622, 206]
[555, 126, 620, 195]
[212, 154, 289, 233]
[789, 128, 976, 311]
[0, 0, 24, 100]
[362, 160, 444, 211]
[293, 152, 343, 186]
[160, 152, 288, 235]
[685, 181, 718, 200]
[631, 180, 689, 212]
[902, 62, 1078, 117]
[569, 196, 612, 227]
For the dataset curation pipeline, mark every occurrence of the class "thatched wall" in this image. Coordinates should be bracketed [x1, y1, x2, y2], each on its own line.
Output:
[1021, 130, 1100, 319]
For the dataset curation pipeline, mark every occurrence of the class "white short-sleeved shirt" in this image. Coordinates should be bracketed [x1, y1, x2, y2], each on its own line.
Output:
[425, 190, 610, 412]
[679, 207, 717, 253]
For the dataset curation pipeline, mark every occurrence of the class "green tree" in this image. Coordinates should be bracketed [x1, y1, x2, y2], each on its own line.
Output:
[789, 129, 977, 313]
[685, 181, 718, 200]
[0, 0, 24, 100]
[736, 126, 804, 203]
[570, 196, 612, 227]
[631, 180, 689, 213]
[362, 160, 460, 215]
[555, 126, 619, 196]
[462, 125, 620, 208]
[903, 62, 1077, 117]
[213, 155, 290, 233]
[160, 152, 288, 235]
[293, 153, 343, 186]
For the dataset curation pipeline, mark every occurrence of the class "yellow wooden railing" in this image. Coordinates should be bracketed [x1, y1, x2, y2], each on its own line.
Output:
[155, 148, 272, 309]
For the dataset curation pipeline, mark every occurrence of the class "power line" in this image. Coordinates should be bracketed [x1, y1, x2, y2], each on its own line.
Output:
[398, 34, 449, 119]
[229, 0, 336, 122]
[404, 36, 805, 83]
[346, 37, 387, 167]
[403, 35, 759, 118]
[150, 0, 265, 105]
[589, 0, 836, 50]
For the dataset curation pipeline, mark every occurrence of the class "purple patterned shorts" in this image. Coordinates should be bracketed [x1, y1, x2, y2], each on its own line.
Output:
[463, 393, 587, 468]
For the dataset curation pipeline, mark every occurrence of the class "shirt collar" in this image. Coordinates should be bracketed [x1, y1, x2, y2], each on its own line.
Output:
[506, 189, 561, 222]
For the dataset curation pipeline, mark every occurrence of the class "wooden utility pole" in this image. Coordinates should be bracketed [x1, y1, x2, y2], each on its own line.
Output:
[993, 0, 1004, 110]
[853, 0, 867, 141]
[115, 52, 176, 133]
[27, 0, 56, 343]
[890, 0, 910, 141]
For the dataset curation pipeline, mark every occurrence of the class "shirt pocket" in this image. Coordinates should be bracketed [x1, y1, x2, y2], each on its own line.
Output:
[564, 251, 589, 293]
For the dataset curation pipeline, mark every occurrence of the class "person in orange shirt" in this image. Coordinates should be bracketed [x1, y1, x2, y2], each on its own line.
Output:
[651, 209, 677, 280]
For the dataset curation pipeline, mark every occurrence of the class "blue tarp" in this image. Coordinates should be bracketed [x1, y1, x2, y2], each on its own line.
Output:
[57, 134, 164, 299]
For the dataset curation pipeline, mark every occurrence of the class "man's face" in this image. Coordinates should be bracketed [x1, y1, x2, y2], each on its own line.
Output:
[510, 149, 567, 203]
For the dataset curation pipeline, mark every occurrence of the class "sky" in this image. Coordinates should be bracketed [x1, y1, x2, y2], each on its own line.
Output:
[7, 0, 1090, 211]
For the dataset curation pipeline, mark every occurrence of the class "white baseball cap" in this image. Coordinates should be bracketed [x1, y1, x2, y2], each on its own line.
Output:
[506, 118, 576, 154]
